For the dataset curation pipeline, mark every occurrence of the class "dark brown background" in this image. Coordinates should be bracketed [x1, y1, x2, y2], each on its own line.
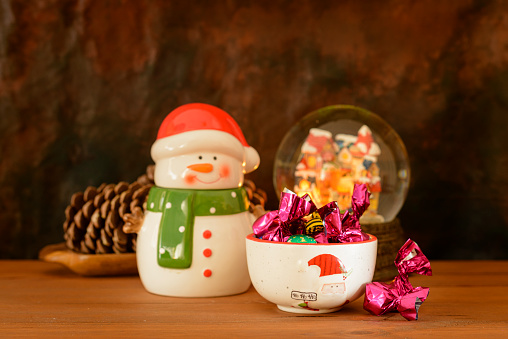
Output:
[1, 0, 507, 259]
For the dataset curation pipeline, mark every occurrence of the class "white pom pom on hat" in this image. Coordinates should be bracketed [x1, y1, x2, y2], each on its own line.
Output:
[151, 103, 260, 173]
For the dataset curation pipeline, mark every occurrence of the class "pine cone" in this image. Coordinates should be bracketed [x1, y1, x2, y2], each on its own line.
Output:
[63, 166, 267, 254]
[243, 179, 267, 213]
[63, 166, 154, 254]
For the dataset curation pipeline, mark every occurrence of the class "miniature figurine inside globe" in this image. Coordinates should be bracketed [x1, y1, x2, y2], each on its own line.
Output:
[273, 105, 410, 224]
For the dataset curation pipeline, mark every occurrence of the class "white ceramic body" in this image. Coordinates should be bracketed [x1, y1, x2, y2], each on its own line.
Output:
[246, 233, 377, 314]
[138, 104, 261, 297]
[137, 211, 254, 297]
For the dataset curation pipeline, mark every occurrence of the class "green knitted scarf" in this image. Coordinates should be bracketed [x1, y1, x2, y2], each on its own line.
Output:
[146, 186, 249, 269]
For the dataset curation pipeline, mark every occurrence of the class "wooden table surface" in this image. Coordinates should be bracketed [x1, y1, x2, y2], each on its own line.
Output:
[1, 260, 507, 337]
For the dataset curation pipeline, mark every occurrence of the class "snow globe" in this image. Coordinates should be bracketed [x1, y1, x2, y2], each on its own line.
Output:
[273, 105, 410, 279]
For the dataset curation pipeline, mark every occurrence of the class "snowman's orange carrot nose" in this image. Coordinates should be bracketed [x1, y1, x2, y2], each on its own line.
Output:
[187, 163, 214, 173]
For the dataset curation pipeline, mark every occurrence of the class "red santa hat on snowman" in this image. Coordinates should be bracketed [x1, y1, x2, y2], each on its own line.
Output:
[151, 103, 260, 173]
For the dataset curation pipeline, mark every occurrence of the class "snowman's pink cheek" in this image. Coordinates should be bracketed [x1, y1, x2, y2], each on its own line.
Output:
[184, 174, 197, 185]
[219, 165, 230, 178]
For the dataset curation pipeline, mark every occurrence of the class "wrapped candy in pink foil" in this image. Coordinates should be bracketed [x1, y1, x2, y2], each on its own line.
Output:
[252, 189, 316, 242]
[335, 184, 370, 242]
[363, 239, 432, 320]
[253, 184, 370, 243]
[314, 184, 370, 243]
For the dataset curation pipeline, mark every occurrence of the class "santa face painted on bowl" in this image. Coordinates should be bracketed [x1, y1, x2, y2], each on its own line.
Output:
[136, 103, 260, 297]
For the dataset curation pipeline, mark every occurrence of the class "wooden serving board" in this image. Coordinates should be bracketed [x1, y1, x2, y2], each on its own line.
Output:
[38, 243, 138, 276]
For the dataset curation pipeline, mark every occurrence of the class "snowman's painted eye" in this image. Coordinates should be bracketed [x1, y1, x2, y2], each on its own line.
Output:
[198, 155, 203, 160]
[213, 156, 217, 161]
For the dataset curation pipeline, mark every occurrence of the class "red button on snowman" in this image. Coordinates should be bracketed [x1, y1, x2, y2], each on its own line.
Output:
[136, 103, 260, 297]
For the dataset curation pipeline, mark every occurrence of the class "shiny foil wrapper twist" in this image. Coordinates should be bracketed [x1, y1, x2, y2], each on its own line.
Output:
[252, 184, 370, 243]
[363, 239, 432, 320]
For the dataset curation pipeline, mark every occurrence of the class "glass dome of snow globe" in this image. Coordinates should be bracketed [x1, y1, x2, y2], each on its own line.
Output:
[273, 105, 410, 224]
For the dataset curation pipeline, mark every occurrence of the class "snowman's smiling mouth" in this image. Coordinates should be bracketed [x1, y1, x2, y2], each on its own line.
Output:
[194, 176, 221, 184]
[185, 161, 230, 185]
[185, 171, 223, 185]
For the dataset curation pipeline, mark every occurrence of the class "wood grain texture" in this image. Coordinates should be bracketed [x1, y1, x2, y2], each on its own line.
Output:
[0, 260, 507, 337]
[1, 1, 508, 259]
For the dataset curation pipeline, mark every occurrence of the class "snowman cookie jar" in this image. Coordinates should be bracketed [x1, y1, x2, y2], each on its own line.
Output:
[136, 103, 260, 297]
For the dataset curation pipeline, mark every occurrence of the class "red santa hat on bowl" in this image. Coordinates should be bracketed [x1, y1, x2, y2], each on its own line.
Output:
[308, 254, 347, 277]
[151, 103, 260, 173]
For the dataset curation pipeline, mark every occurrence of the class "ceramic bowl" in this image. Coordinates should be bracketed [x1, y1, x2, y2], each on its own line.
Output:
[246, 233, 377, 314]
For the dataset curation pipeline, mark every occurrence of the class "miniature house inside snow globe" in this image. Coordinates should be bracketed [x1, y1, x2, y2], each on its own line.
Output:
[274, 105, 410, 226]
